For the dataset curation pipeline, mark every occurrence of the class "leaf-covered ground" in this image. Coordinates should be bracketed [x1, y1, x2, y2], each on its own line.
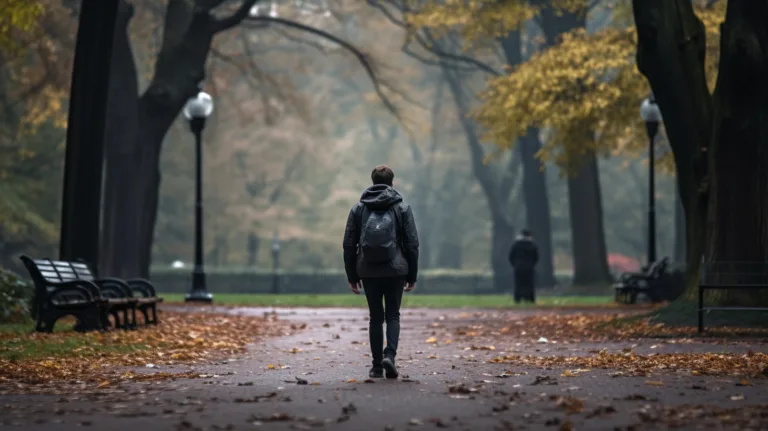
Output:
[1, 306, 767, 430]
[0, 310, 287, 391]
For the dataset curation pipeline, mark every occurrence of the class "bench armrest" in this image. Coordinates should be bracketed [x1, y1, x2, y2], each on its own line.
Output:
[92, 278, 133, 299]
[125, 278, 158, 298]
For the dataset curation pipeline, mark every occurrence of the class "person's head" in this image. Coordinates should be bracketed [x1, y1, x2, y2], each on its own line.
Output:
[371, 165, 395, 187]
[521, 228, 532, 238]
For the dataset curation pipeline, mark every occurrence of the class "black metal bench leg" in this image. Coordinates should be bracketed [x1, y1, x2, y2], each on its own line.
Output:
[698, 286, 704, 334]
[77, 309, 103, 332]
[140, 307, 150, 326]
[121, 308, 132, 330]
[130, 306, 137, 329]
[36, 316, 56, 333]
[150, 304, 158, 325]
[112, 310, 124, 329]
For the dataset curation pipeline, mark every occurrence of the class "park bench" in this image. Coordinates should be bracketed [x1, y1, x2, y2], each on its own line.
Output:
[45, 259, 138, 329]
[71, 260, 163, 326]
[614, 257, 670, 304]
[19, 255, 106, 333]
[698, 261, 768, 333]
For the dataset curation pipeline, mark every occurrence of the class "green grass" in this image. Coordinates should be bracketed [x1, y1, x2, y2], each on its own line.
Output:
[0, 320, 146, 361]
[160, 293, 613, 308]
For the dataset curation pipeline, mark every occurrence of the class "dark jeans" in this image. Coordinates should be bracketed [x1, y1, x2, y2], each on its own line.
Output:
[363, 277, 404, 366]
[514, 269, 535, 303]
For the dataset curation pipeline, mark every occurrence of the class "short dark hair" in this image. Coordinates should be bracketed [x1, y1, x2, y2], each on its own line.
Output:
[371, 165, 394, 186]
[521, 228, 532, 237]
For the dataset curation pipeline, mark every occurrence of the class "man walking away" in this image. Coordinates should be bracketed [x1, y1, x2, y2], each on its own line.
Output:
[342, 165, 419, 379]
[508, 228, 539, 304]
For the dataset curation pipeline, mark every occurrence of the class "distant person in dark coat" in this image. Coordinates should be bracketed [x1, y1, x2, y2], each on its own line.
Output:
[508, 228, 539, 304]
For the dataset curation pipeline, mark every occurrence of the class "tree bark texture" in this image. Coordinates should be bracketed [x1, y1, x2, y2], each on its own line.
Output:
[101, 0, 219, 277]
[567, 154, 613, 285]
[705, 1, 768, 302]
[59, 0, 118, 271]
[499, 30, 558, 288]
[632, 1, 768, 303]
[519, 130, 558, 286]
[441, 60, 517, 292]
[540, 4, 612, 285]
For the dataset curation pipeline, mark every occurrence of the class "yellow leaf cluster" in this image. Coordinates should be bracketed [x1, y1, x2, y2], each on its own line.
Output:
[475, 28, 643, 169]
[0, 0, 43, 54]
[405, 0, 538, 41]
[472, 3, 724, 172]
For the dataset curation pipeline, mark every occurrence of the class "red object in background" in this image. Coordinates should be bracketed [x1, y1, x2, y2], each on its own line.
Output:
[607, 253, 641, 273]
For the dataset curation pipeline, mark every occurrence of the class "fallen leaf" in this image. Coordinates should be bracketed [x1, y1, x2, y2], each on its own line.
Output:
[645, 381, 664, 387]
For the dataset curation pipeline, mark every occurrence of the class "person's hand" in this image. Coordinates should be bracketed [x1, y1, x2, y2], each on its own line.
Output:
[349, 281, 362, 295]
[404, 281, 416, 292]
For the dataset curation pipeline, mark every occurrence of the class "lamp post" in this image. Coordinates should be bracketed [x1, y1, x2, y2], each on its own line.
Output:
[271, 232, 281, 294]
[640, 95, 662, 266]
[183, 90, 214, 303]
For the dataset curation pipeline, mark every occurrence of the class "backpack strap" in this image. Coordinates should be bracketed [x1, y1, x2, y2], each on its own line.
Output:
[392, 204, 404, 248]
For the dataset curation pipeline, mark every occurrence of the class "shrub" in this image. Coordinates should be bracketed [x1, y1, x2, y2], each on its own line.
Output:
[0, 267, 33, 323]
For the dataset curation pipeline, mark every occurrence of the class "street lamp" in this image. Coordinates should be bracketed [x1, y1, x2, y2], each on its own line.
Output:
[640, 94, 662, 266]
[183, 90, 214, 303]
[271, 231, 281, 294]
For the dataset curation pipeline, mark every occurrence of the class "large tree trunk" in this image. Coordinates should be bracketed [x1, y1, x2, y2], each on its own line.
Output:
[705, 1, 768, 304]
[491, 215, 516, 292]
[101, 1, 141, 278]
[568, 154, 613, 285]
[633, 0, 714, 298]
[410, 76, 445, 269]
[441, 55, 517, 292]
[538, 2, 612, 286]
[101, 1, 217, 278]
[499, 29, 558, 288]
[674, 190, 686, 263]
[519, 130, 557, 286]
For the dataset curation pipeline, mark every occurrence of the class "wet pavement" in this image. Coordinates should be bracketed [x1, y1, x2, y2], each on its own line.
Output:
[1, 306, 767, 430]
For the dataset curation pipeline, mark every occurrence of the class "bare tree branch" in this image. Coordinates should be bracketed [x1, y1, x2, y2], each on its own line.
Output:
[367, 0, 502, 76]
[242, 16, 400, 117]
[214, 0, 261, 33]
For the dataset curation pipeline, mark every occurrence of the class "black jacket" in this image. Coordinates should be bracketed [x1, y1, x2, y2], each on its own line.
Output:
[508, 236, 539, 272]
[343, 185, 419, 284]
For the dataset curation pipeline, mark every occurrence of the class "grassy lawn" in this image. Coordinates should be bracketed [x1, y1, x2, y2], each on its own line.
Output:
[161, 293, 613, 308]
[0, 319, 146, 361]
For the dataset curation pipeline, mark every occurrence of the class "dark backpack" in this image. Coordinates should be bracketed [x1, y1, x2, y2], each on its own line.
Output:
[359, 206, 400, 264]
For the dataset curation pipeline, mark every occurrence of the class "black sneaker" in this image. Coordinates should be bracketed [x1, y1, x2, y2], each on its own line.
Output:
[369, 365, 383, 378]
[381, 356, 399, 379]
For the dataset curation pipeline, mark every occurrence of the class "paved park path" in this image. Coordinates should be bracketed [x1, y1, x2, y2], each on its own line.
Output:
[2, 306, 768, 430]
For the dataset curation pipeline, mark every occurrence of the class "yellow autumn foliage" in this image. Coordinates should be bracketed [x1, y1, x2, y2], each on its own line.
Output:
[0, 0, 43, 54]
[407, 0, 725, 173]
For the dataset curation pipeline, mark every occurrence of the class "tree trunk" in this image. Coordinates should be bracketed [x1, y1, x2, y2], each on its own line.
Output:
[674, 190, 686, 263]
[567, 154, 613, 285]
[633, 0, 714, 298]
[491, 215, 516, 292]
[101, 2, 217, 278]
[410, 77, 444, 269]
[441, 59, 517, 292]
[519, 129, 557, 286]
[705, 1, 768, 304]
[101, 0, 141, 278]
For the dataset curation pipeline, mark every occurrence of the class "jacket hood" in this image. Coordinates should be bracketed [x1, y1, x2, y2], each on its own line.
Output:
[360, 184, 403, 210]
